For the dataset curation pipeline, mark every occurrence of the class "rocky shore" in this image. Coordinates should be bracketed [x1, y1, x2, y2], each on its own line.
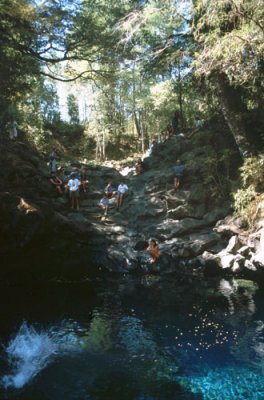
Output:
[0, 123, 263, 281]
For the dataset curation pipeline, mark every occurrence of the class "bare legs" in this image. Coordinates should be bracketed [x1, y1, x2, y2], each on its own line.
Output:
[174, 177, 181, 190]
[117, 193, 125, 209]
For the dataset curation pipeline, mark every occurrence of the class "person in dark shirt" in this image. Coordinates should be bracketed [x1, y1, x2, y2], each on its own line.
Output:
[174, 160, 185, 189]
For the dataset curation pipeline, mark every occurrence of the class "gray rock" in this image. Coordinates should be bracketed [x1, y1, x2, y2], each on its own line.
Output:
[219, 252, 236, 269]
[167, 205, 191, 219]
[244, 260, 257, 271]
[199, 251, 218, 266]
[178, 246, 192, 258]
[237, 245, 251, 257]
[231, 255, 246, 273]
[215, 215, 246, 235]
[189, 231, 220, 255]
[204, 203, 231, 225]
[188, 184, 207, 204]
[155, 218, 207, 240]
[226, 235, 242, 254]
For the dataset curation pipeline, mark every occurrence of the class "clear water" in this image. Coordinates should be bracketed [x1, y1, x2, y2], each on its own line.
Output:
[0, 274, 264, 400]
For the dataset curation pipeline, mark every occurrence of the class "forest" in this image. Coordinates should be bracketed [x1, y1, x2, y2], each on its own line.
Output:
[1, 0, 264, 220]
[1, 3, 264, 398]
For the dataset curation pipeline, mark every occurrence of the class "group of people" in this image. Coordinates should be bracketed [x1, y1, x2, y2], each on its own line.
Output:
[49, 168, 88, 210]
[49, 151, 89, 210]
[99, 180, 129, 216]
[142, 158, 185, 263]
[48, 126, 186, 264]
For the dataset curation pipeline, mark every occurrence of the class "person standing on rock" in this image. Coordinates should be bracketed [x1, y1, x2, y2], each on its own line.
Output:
[49, 155, 57, 173]
[116, 180, 128, 210]
[135, 158, 144, 175]
[174, 160, 185, 190]
[68, 173, 81, 210]
[80, 167, 89, 193]
[147, 239, 160, 264]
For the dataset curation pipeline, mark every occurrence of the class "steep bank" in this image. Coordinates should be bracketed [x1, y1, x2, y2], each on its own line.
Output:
[0, 120, 263, 281]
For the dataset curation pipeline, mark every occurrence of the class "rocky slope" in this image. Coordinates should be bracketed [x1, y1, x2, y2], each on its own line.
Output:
[0, 121, 263, 281]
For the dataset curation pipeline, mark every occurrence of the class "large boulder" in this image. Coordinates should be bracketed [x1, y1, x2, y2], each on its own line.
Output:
[188, 231, 221, 255]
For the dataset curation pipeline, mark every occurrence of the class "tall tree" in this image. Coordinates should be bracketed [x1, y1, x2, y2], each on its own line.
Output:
[67, 94, 80, 124]
[0, 0, 39, 124]
[192, 0, 264, 155]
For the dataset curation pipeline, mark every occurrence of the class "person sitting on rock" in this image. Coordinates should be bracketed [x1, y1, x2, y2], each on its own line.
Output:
[60, 167, 71, 193]
[99, 194, 109, 216]
[147, 239, 160, 264]
[116, 180, 128, 210]
[174, 159, 185, 190]
[49, 171, 63, 195]
[105, 181, 116, 199]
[80, 168, 89, 192]
[135, 158, 144, 175]
[67, 173, 81, 210]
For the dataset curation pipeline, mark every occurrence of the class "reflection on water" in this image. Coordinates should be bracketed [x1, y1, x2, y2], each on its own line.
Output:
[219, 278, 257, 315]
[1, 275, 264, 399]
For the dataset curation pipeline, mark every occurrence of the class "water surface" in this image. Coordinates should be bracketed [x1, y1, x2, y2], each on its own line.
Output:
[1, 273, 264, 399]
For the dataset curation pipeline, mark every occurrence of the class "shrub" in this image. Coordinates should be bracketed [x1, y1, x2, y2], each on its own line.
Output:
[200, 149, 235, 200]
[233, 155, 264, 227]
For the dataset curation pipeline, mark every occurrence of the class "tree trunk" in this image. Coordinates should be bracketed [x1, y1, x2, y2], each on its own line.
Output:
[216, 73, 251, 157]
[134, 111, 141, 137]
[102, 129, 105, 159]
[177, 65, 184, 128]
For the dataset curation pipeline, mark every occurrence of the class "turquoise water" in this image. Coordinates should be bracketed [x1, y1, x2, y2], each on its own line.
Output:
[0, 274, 264, 399]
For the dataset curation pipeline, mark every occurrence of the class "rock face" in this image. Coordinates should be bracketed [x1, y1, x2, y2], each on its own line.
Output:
[0, 125, 263, 280]
[199, 214, 264, 277]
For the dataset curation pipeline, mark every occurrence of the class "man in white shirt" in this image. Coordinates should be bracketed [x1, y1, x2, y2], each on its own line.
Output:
[117, 180, 128, 210]
[68, 173, 81, 210]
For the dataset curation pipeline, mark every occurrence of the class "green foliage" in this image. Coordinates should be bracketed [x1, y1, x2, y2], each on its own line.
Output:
[192, 0, 264, 112]
[23, 125, 52, 152]
[0, 0, 40, 125]
[67, 94, 80, 124]
[233, 155, 264, 226]
[0, 0, 263, 166]
[239, 156, 264, 191]
[200, 149, 234, 200]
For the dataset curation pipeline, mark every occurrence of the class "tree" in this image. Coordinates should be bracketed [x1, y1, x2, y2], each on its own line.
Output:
[67, 94, 79, 124]
[0, 0, 40, 124]
[40, 83, 61, 122]
[192, 0, 264, 155]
